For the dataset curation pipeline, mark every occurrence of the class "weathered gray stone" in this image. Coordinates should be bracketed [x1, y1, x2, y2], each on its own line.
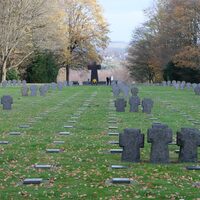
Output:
[2, 80, 7, 88]
[142, 98, 154, 114]
[30, 85, 37, 96]
[23, 178, 43, 184]
[119, 128, 144, 162]
[147, 124, 172, 163]
[186, 166, 200, 170]
[115, 98, 126, 112]
[0, 141, 9, 144]
[111, 178, 131, 184]
[177, 128, 200, 162]
[130, 87, 139, 96]
[21, 86, 29, 96]
[194, 85, 200, 95]
[34, 164, 52, 169]
[1, 95, 13, 110]
[129, 96, 140, 112]
[111, 165, 128, 169]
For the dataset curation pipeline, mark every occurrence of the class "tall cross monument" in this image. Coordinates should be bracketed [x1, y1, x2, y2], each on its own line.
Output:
[88, 61, 101, 82]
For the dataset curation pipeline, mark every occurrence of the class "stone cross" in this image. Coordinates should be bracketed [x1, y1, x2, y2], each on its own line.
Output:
[39, 85, 47, 96]
[1, 95, 13, 110]
[194, 85, 200, 95]
[147, 124, 172, 163]
[142, 98, 154, 114]
[131, 87, 139, 96]
[177, 128, 200, 162]
[119, 128, 144, 162]
[57, 82, 63, 90]
[30, 85, 37, 96]
[129, 96, 140, 112]
[21, 86, 29, 96]
[88, 61, 101, 82]
[2, 80, 7, 88]
[112, 85, 120, 97]
[115, 98, 126, 112]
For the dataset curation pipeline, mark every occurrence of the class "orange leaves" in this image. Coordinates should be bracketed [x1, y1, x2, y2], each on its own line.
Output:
[173, 46, 200, 69]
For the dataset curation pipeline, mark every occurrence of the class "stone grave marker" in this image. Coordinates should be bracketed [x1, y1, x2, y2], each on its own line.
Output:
[119, 128, 144, 162]
[129, 96, 140, 112]
[147, 124, 172, 163]
[12, 80, 17, 86]
[21, 85, 29, 96]
[34, 164, 52, 169]
[130, 87, 139, 96]
[59, 131, 70, 135]
[39, 85, 46, 96]
[57, 82, 63, 91]
[142, 98, 154, 114]
[23, 178, 43, 185]
[108, 141, 119, 145]
[111, 178, 132, 184]
[19, 124, 30, 128]
[108, 132, 119, 136]
[30, 85, 37, 96]
[177, 128, 200, 162]
[53, 141, 65, 144]
[51, 82, 57, 90]
[186, 166, 200, 170]
[115, 98, 126, 112]
[46, 149, 61, 153]
[112, 85, 120, 97]
[2, 80, 7, 88]
[0, 141, 9, 144]
[111, 165, 128, 169]
[1, 95, 13, 110]
[9, 132, 21, 135]
[194, 85, 200, 95]
[22, 80, 27, 85]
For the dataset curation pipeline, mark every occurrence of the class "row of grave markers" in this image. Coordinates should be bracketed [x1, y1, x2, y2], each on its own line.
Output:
[102, 88, 200, 186]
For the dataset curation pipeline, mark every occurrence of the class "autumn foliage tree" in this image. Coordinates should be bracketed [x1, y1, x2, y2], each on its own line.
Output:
[57, 0, 109, 82]
[0, 0, 109, 82]
[127, 0, 200, 82]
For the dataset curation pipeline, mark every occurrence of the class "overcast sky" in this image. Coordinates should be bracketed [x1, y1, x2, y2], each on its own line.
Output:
[98, 0, 154, 42]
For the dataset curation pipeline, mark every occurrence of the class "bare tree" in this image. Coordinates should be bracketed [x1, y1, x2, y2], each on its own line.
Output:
[0, 0, 53, 81]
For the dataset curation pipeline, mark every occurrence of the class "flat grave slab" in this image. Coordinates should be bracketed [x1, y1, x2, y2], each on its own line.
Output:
[186, 166, 200, 170]
[108, 121, 117, 124]
[64, 125, 74, 128]
[35, 117, 43, 120]
[23, 178, 43, 185]
[46, 149, 61, 153]
[53, 141, 65, 144]
[108, 126, 118, 130]
[108, 141, 119, 145]
[109, 149, 123, 154]
[68, 120, 77, 123]
[59, 132, 70, 135]
[111, 165, 128, 169]
[108, 132, 119, 136]
[34, 164, 52, 169]
[9, 132, 21, 135]
[19, 125, 30, 128]
[111, 178, 132, 184]
[0, 141, 9, 144]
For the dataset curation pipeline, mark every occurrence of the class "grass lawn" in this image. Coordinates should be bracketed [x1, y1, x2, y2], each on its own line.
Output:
[0, 85, 200, 199]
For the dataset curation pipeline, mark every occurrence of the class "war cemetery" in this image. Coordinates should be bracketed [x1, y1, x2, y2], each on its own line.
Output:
[1, 0, 200, 199]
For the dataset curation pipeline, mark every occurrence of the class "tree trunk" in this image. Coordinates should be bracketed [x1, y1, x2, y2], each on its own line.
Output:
[66, 65, 70, 83]
[1, 61, 7, 82]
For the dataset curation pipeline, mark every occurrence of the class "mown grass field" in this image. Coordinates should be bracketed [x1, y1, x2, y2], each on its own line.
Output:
[0, 85, 200, 199]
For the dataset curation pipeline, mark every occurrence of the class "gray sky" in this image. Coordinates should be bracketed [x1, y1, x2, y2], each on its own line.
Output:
[98, 0, 154, 42]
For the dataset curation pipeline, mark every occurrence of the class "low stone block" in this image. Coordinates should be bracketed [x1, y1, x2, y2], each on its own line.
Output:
[23, 178, 43, 184]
